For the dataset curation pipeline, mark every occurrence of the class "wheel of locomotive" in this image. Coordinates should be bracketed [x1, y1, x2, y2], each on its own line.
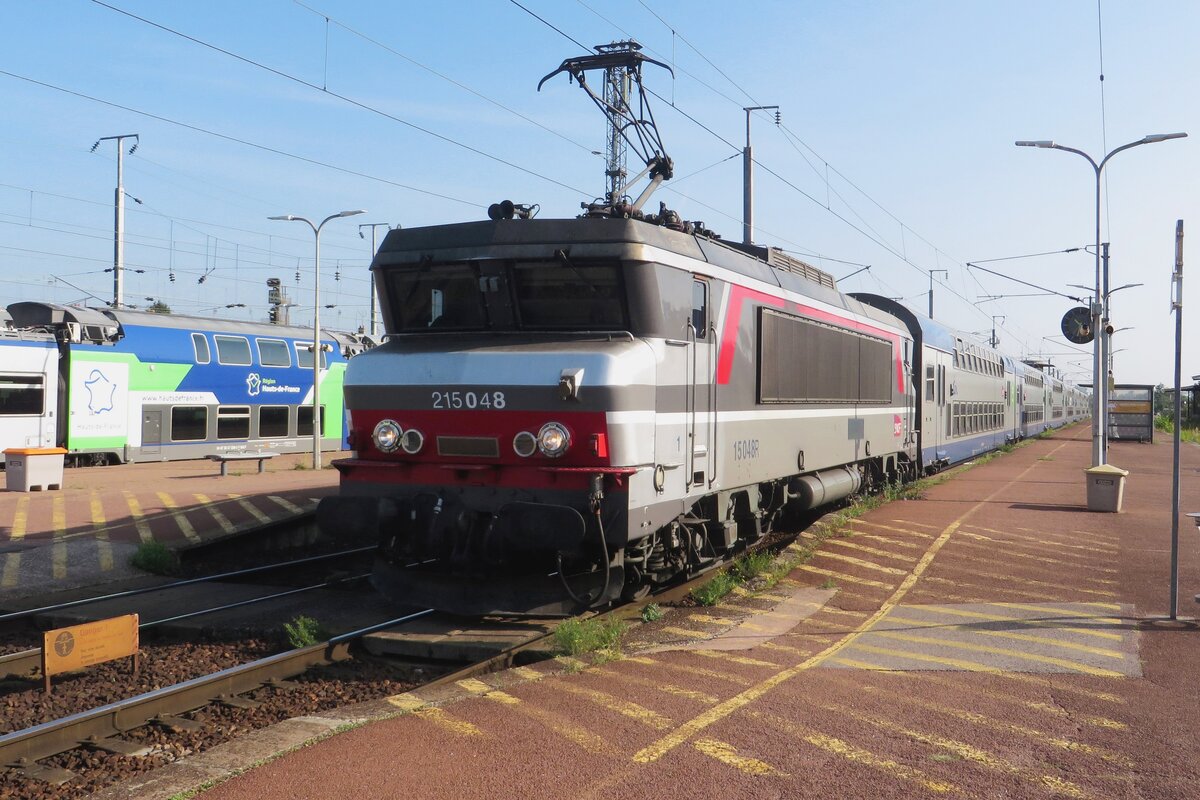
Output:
[620, 563, 652, 602]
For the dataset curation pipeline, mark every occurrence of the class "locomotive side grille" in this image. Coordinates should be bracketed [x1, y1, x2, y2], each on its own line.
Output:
[437, 436, 500, 458]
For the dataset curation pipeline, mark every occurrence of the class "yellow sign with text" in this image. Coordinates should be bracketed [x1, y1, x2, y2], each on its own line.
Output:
[42, 613, 139, 678]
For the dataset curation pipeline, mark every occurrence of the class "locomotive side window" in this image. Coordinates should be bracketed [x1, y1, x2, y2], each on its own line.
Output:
[691, 279, 707, 338]
[171, 406, 207, 441]
[389, 264, 486, 330]
[191, 333, 210, 365]
[214, 335, 252, 366]
[0, 374, 44, 415]
[511, 260, 626, 329]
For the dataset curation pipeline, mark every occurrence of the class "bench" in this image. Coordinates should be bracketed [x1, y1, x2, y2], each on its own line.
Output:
[206, 452, 276, 476]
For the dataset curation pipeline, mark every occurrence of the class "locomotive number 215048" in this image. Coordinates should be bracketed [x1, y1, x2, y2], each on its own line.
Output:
[431, 390, 507, 410]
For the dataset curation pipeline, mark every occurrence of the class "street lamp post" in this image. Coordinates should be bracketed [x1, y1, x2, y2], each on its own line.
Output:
[269, 210, 366, 469]
[1016, 132, 1187, 466]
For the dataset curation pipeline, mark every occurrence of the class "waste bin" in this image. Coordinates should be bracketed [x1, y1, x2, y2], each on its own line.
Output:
[1084, 464, 1128, 513]
[4, 447, 68, 492]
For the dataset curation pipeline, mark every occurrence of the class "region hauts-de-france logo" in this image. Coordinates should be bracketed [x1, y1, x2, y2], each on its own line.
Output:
[83, 369, 117, 415]
[246, 372, 262, 397]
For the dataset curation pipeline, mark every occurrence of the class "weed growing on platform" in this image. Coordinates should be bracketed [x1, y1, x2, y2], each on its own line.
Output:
[641, 603, 663, 623]
[735, 550, 775, 581]
[691, 571, 741, 605]
[130, 542, 179, 575]
[283, 615, 327, 648]
[819, 577, 838, 590]
[555, 616, 626, 660]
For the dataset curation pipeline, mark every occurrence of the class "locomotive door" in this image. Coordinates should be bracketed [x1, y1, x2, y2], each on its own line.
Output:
[687, 278, 714, 489]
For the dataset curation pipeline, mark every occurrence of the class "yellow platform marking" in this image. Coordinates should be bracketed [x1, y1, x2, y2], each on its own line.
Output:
[882, 613, 1128, 660]
[914, 605, 1124, 641]
[455, 677, 520, 705]
[919, 574, 1066, 603]
[1022, 525, 1120, 547]
[720, 601, 770, 615]
[596, 667, 720, 704]
[752, 710, 956, 793]
[822, 701, 1090, 799]
[385, 692, 426, 712]
[194, 494, 237, 535]
[510, 665, 545, 682]
[51, 495, 67, 579]
[1, 554, 19, 589]
[661, 626, 713, 640]
[90, 490, 113, 572]
[1026, 702, 1127, 730]
[625, 656, 754, 687]
[759, 641, 809, 656]
[817, 538, 919, 563]
[850, 520, 935, 538]
[693, 738, 787, 777]
[236, 498, 272, 526]
[927, 564, 1117, 599]
[855, 682, 1133, 768]
[848, 533, 925, 551]
[892, 519, 940, 530]
[814, 550, 908, 575]
[554, 655, 587, 672]
[158, 492, 200, 544]
[961, 525, 1117, 556]
[948, 537, 1119, 576]
[993, 601, 1122, 615]
[688, 613, 737, 627]
[631, 443, 1072, 766]
[9, 496, 29, 540]
[268, 495, 305, 515]
[817, 606, 869, 619]
[870, 630, 1125, 677]
[555, 683, 673, 729]
[799, 565, 894, 589]
[506, 699, 618, 756]
[411, 706, 483, 737]
[692, 649, 780, 668]
[123, 492, 153, 543]
[918, 670, 1126, 707]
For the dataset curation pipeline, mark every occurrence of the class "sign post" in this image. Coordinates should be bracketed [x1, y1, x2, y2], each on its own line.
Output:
[42, 614, 139, 694]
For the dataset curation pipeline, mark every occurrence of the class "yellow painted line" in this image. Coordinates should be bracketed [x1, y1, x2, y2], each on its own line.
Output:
[194, 494, 237, 535]
[1022, 525, 1119, 546]
[948, 537, 1119, 575]
[554, 656, 587, 672]
[692, 650, 780, 668]
[920, 574, 1066, 603]
[987, 602, 1121, 620]
[817, 538, 918, 562]
[631, 443, 1072, 766]
[1, 554, 20, 589]
[154, 492, 199, 543]
[236, 499, 272, 526]
[506, 699, 618, 756]
[931, 564, 1117, 598]
[1076, 601, 1123, 610]
[456, 677, 521, 705]
[918, 670, 1127, 707]
[798, 565, 894, 589]
[51, 495, 67, 580]
[555, 683, 673, 730]
[411, 707, 483, 737]
[759, 641, 808, 656]
[914, 605, 1124, 641]
[850, 642, 1005, 672]
[857, 684, 1134, 768]
[961, 524, 1117, 555]
[849, 533, 925, 551]
[661, 626, 713, 640]
[123, 492, 154, 543]
[882, 613, 1128, 659]
[597, 667, 720, 704]
[511, 666, 545, 682]
[817, 606, 869, 619]
[892, 518, 940, 530]
[720, 601, 770, 615]
[693, 738, 787, 777]
[9, 496, 30, 540]
[385, 692, 426, 712]
[1026, 702, 1127, 730]
[268, 495, 305, 515]
[688, 613, 737, 627]
[870, 630, 1126, 678]
[821, 701, 1091, 799]
[752, 711, 956, 793]
[850, 520, 935, 538]
[626, 656, 755, 687]
[814, 550, 908, 575]
[90, 490, 113, 572]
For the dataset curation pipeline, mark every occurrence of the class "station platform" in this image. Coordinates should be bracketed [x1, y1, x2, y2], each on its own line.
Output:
[0, 452, 345, 603]
[94, 424, 1200, 800]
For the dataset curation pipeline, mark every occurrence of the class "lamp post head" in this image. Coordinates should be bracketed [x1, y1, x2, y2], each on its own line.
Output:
[337, 210, 366, 219]
[1142, 132, 1188, 144]
[1015, 140, 1055, 148]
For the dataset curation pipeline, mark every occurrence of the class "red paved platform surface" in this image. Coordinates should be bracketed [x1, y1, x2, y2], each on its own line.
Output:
[127, 427, 1200, 799]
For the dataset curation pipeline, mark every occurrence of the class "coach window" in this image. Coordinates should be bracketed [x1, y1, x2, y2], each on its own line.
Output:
[171, 406, 207, 441]
[258, 406, 290, 438]
[297, 405, 325, 437]
[217, 405, 251, 439]
[0, 374, 44, 415]
[214, 335, 252, 366]
[257, 338, 291, 368]
[295, 342, 328, 370]
[191, 333, 211, 365]
[691, 279, 708, 338]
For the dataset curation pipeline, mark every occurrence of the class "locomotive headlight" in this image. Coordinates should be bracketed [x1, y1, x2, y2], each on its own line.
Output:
[400, 428, 424, 455]
[373, 419, 402, 453]
[513, 431, 537, 458]
[537, 422, 571, 457]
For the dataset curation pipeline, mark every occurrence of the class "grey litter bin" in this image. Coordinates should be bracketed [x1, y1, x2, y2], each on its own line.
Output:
[4, 447, 68, 492]
[1085, 463, 1128, 513]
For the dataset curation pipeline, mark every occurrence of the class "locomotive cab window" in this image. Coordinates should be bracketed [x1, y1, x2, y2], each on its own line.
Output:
[389, 263, 487, 331]
[511, 260, 626, 329]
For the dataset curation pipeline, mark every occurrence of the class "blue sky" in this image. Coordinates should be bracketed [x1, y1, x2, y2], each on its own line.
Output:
[1, 1, 1196, 385]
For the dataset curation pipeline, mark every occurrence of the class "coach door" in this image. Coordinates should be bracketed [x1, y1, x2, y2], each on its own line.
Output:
[141, 410, 162, 456]
[687, 278, 714, 490]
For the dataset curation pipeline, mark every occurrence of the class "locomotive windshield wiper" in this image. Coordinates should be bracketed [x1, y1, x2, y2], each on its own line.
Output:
[554, 249, 602, 296]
